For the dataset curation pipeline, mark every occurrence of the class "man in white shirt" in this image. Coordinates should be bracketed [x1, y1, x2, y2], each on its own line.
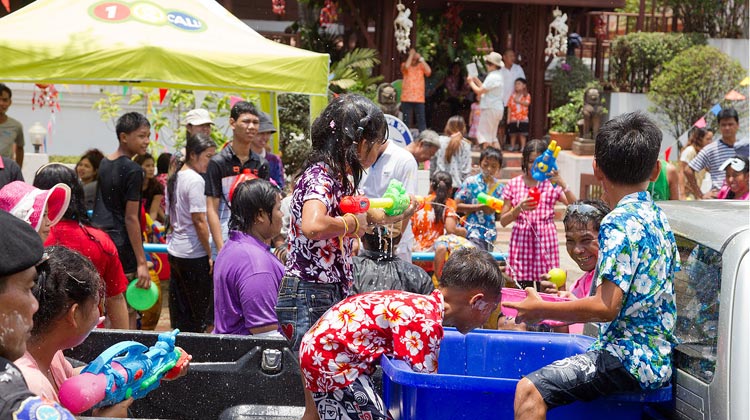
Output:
[499, 49, 526, 150]
[360, 140, 418, 263]
[467, 52, 505, 150]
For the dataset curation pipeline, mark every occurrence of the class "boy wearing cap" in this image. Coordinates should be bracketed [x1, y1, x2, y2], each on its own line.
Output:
[467, 52, 505, 150]
[254, 111, 285, 189]
[185, 108, 214, 139]
[91, 112, 153, 308]
[0, 210, 75, 419]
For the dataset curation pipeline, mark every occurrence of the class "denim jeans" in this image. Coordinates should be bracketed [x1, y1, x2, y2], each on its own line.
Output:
[401, 101, 426, 132]
[275, 276, 345, 351]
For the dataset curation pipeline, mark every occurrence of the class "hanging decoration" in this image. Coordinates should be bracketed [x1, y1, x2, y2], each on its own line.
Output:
[32, 84, 61, 112]
[271, 0, 285, 16]
[1, 0, 9, 13]
[158, 88, 168, 105]
[441, 4, 463, 43]
[319, 0, 338, 27]
[394, 1, 413, 54]
[544, 8, 568, 60]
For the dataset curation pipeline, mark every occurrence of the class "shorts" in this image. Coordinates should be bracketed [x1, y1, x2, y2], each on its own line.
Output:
[275, 276, 345, 351]
[477, 107, 504, 145]
[507, 121, 529, 135]
[469, 237, 494, 252]
[434, 234, 475, 251]
[313, 375, 392, 420]
[525, 350, 641, 409]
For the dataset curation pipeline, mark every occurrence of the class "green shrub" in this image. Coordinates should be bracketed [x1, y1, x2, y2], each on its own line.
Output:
[649, 45, 745, 140]
[549, 82, 608, 133]
[549, 57, 594, 109]
[609, 32, 706, 93]
[48, 155, 80, 165]
[278, 93, 311, 182]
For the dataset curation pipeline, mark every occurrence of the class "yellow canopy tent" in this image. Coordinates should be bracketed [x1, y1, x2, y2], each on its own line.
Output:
[0, 0, 330, 148]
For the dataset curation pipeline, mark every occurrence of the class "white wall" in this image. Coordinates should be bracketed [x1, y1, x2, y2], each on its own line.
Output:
[708, 38, 749, 70]
[608, 92, 678, 155]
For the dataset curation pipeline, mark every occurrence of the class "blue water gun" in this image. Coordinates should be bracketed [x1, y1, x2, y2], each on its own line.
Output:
[59, 329, 191, 414]
[531, 140, 561, 182]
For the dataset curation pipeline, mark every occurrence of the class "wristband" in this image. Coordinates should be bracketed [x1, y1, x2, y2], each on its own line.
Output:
[337, 215, 349, 235]
[346, 213, 360, 236]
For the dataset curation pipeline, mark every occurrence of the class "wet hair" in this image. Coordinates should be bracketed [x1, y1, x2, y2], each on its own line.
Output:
[687, 127, 709, 149]
[32, 246, 102, 335]
[563, 199, 610, 232]
[306, 94, 387, 195]
[230, 101, 259, 121]
[595, 112, 661, 185]
[361, 225, 402, 254]
[0, 83, 11, 98]
[479, 146, 503, 167]
[444, 115, 467, 164]
[430, 171, 453, 222]
[157, 152, 172, 174]
[439, 248, 503, 297]
[167, 133, 216, 217]
[717, 107, 739, 123]
[228, 178, 279, 233]
[115, 112, 150, 139]
[76, 149, 104, 179]
[521, 139, 547, 173]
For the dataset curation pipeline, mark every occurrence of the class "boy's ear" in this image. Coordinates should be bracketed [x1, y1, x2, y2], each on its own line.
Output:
[648, 161, 661, 182]
[469, 293, 484, 308]
[118, 131, 127, 143]
[592, 160, 605, 182]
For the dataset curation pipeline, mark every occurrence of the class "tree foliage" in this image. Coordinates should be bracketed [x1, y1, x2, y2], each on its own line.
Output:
[329, 48, 383, 100]
[548, 81, 607, 133]
[649, 45, 745, 140]
[609, 32, 705, 93]
[549, 57, 594, 109]
[667, 0, 748, 39]
[278, 93, 311, 180]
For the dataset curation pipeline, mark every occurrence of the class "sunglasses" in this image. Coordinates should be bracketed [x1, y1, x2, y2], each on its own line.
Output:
[565, 203, 602, 217]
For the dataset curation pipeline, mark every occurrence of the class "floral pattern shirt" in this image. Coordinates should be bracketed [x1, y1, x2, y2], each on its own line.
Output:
[590, 191, 679, 390]
[411, 195, 458, 252]
[506, 93, 531, 123]
[300, 289, 444, 393]
[286, 163, 355, 289]
[455, 173, 503, 244]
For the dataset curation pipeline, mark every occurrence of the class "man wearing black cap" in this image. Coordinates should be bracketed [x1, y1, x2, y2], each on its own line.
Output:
[0, 210, 74, 418]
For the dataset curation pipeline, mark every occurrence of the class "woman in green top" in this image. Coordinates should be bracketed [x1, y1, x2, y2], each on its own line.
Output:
[648, 159, 679, 200]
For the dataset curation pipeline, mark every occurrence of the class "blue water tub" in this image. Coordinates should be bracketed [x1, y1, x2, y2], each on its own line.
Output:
[382, 329, 672, 420]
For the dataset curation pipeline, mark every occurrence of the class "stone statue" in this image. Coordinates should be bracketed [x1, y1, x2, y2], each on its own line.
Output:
[580, 87, 604, 140]
[377, 83, 400, 117]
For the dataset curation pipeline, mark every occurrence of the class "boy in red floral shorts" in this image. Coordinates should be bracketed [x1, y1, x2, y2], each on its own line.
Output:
[299, 248, 504, 419]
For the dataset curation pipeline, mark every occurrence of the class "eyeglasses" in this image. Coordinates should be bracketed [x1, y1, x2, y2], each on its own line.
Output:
[565, 203, 602, 217]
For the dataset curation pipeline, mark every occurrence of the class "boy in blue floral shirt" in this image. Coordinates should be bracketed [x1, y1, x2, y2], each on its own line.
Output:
[455, 147, 504, 251]
[505, 112, 679, 419]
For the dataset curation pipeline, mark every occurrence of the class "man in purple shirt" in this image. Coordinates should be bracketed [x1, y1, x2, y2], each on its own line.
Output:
[213, 179, 285, 336]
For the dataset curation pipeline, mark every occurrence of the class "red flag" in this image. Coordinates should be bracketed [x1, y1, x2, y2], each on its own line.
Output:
[1, 0, 9, 13]
[158, 88, 168, 105]
[664, 147, 672, 162]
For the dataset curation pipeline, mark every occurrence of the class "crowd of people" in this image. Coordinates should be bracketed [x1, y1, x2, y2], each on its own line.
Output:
[0, 54, 747, 419]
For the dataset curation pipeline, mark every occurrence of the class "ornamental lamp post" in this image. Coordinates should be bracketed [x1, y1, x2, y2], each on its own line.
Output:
[28, 122, 46, 153]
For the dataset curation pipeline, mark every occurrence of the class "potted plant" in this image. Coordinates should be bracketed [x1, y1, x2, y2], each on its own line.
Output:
[547, 101, 579, 150]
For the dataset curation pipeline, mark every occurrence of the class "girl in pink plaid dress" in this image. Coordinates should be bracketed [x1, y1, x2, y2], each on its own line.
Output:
[500, 140, 576, 288]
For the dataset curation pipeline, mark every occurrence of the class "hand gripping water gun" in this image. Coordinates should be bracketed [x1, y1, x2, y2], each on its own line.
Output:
[59, 329, 191, 414]
[477, 192, 504, 212]
[531, 140, 561, 182]
[340, 179, 413, 216]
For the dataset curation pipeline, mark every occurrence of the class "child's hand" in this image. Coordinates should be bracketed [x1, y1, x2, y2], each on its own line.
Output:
[502, 288, 543, 324]
[163, 347, 191, 381]
[538, 279, 558, 294]
[548, 170, 567, 190]
[519, 196, 538, 212]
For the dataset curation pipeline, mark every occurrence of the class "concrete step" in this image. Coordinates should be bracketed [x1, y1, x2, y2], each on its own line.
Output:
[500, 167, 524, 179]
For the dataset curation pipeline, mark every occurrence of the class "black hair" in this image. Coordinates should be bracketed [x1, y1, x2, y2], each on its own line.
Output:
[76, 148, 104, 179]
[595, 112, 661, 185]
[361, 225, 401, 254]
[439, 248, 504, 297]
[514, 77, 527, 86]
[0, 83, 11, 98]
[133, 153, 154, 167]
[688, 127, 709, 149]
[230, 101, 259, 121]
[306, 94, 386, 195]
[157, 152, 173, 174]
[479, 146, 503, 167]
[717, 107, 739, 123]
[31, 246, 102, 335]
[34, 163, 89, 224]
[563, 199, 610, 232]
[167, 133, 216, 217]
[115, 112, 150, 139]
[521, 139, 547, 173]
[430, 171, 453, 222]
[228, 178, 279, 233]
